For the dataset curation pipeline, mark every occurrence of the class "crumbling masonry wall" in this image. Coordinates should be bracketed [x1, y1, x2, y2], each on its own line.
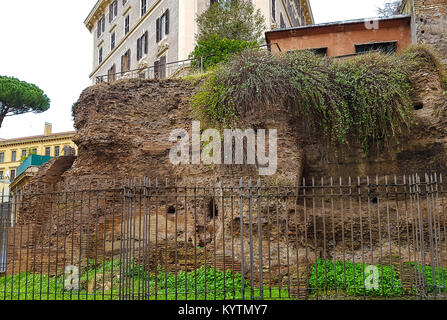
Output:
[414, 0, 447, 61]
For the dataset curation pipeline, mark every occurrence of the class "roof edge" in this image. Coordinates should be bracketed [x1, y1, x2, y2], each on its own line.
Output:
[265, 14, 411, 35]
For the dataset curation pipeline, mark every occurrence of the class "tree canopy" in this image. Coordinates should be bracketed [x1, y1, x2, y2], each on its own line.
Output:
[377, 1, 402, 17]
[0, 76, 50, 128]
[196, 0, 266, 43]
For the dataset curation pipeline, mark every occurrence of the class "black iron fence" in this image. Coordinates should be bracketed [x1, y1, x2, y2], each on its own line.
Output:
[1, 173, 447, 300]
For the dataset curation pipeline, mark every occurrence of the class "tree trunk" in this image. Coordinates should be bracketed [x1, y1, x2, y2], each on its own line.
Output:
[0, 102, 10, 129]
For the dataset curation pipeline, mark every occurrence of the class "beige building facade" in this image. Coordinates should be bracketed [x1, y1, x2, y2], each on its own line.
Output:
[0, 123, 77, 182]
[84, 0, 314, 83]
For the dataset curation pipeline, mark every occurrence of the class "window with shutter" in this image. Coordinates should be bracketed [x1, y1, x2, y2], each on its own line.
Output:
[272, 0, 276, 21]
[156, 18, 160, 43]
[141, 0, 147, 16]
[109, 0, 118, 22]
[97, 20, 101, 38]
[154, 60, 160, 79]
[165, 9, 169, 35]
[127, 49, 131, 70]
[159, 56, 166, 79]
[144, 31, 148, 54]
[125, 15, 130, 34]
[137, 38, 141, 60]
[111, 32, 116, 50]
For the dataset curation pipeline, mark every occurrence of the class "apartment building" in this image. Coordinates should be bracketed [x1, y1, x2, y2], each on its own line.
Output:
[84, 0, 314, 83]
[0, 123, 77, 182]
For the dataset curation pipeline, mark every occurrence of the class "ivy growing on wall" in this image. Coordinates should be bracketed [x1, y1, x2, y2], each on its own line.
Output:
[191, 45, 446, 154]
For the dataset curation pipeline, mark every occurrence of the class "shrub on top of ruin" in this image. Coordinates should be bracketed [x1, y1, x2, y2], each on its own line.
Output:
[189, 34, 258, 71]
[398, 44, 447, 90]
[191, 48, 290, 129]
[331, 52, 413, 151]
[191, 47, 419, 154]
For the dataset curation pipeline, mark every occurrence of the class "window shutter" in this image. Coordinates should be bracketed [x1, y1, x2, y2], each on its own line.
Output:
[165, 9, 169, 35]
[144, 31, 148, 54]
[154, 60, 159, 79]
[156, 18, 160, 42]
[97, 21, 101, 38]
[121, 55, 125, 73]
[160, 55, 166, 79]
[127, 49, 131, 70]
[137, 38, 141, 60]
[109, 5, 113, 22]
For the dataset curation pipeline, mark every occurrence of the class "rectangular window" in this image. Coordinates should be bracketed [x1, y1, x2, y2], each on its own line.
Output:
[154, 56, 167, 79]
[272, 0, 276, 21]
[32, 148, 37, 155]
[21, 150, 27, 158]
[99, 47, 103, 64]
[125, 15, 130, 35]
[108, 64, 116, 82]
[111, 32, 116, 50]
[97, 14, 106, 38]
[0, 153, 4, 163]
[109, 0, 118, 23]
[10, 170, 15, 181]
[141, 0, 147, 16]
[355, 41, 397, 54]
[156, 9, 169, 43]
[45, 147, 51, 157]
[55, 146, 60, 157]
[137, 31, 148, 61]
[0, 171, 3, 179]
[11, 151, 16, 162]
[121, 49, 131, 73]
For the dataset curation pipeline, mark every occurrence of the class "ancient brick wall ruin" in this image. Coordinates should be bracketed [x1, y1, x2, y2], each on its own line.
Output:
[413, 0, 447, 61]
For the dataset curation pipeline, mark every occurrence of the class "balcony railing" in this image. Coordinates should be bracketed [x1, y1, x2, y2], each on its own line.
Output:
[95, 43, 281, 84]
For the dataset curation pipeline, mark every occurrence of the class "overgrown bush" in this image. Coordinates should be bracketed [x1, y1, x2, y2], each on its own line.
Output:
[398, 44, 447, 90]
[192, 45, 445, 153]
[189, 35, 258, 71]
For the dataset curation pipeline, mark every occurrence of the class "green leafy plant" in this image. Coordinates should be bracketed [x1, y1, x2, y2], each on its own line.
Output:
[196, 0, 266, 43]
[309, 259, 402, 297]
[189, 34, 258, 71]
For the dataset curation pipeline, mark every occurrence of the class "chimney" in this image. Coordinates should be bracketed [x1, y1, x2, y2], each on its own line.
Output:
[44, 122, 52, 136]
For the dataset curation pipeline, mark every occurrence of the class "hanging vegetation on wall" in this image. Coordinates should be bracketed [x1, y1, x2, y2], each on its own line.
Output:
[191, 45, 446, 154]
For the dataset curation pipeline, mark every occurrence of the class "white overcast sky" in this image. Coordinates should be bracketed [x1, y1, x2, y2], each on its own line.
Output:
[0, 0, 391, 139]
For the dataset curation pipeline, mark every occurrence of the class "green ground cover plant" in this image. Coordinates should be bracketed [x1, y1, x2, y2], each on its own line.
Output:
[309, 259, 402, 297]
[0, 260, 288, 300]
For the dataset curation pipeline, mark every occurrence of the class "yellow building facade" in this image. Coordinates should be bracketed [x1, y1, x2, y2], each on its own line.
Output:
[0, 123, 77, 182]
